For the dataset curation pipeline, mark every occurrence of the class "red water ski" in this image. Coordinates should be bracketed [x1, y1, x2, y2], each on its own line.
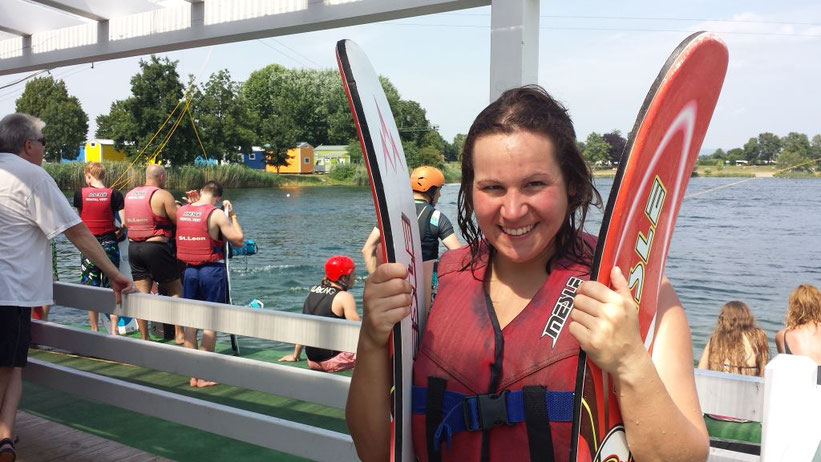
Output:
[571, 32, 728, 461]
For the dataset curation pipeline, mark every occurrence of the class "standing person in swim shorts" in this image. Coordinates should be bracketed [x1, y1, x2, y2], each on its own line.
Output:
[0, 113, 133, 461]
[279, 255, 360, 372]
[124, 164, 182, 341]
[73, 161, 125, 333]
[176, 180, 244, 387]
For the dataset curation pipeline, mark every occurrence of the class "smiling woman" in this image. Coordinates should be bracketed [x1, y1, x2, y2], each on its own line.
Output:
[345, 86, 710, 462]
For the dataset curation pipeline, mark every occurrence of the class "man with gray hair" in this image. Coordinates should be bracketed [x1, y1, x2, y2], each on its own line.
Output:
[0, 113, 133, 460]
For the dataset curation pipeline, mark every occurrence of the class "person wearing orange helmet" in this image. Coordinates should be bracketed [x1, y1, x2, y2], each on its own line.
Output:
[279, 255, 360, 372]
[362, 166, 462, 275]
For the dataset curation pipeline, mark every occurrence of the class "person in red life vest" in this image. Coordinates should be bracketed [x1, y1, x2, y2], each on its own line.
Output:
[345, 87, 709, 461]
[278, 255, 360, 372]
[124, 164, 182, 341]
[176, 180, 244, 387]
[72, 162, 126, 333]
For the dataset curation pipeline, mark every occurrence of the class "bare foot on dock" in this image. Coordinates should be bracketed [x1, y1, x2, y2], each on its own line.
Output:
[196, 379, 217, 388]
[190, 377, 198, 387]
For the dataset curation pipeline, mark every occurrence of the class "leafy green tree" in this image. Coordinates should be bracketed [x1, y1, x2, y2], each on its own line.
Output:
[602, 130, 626, 165]
[446, 133, 466, 161]
[711, 148, 727, 160]
[725, 148, 744, 163]
[347, 138, 363, 164]
[757, 132, 782, 164]
[96, 56, 198, 165]
[15, 76, 88, 162]
[264, 145, 292, 174]
[581, 132, 610, 166]
[189, 69, 256, 162]
[243, 66, 357, 150]
[407, 146, 445, 170]
[742, 137, 760, 163]
[810, 134, 821, 160]
[777, 150, 812, 172]
[779, 132, 811, 167]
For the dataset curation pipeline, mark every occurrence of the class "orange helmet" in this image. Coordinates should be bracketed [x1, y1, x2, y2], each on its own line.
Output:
[410, 166, 445, 193]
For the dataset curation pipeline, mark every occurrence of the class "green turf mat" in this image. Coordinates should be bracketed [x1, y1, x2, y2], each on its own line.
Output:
[704, 414, 761, 444]
[21, 381, 310, 461]
[21, 345, 352, 461]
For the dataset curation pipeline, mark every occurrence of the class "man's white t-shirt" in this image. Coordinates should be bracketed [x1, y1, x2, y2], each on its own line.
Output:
[0, 152, 81, 306]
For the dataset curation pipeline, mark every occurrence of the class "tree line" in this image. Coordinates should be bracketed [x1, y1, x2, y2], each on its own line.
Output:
[700, 132, 821, 172]
[15, 56, 465, 168]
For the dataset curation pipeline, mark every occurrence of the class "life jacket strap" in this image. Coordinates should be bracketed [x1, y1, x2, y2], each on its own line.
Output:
[523, 385, 555, 462]
[412, 386, 573, 452]
[425, 377, 447, 462]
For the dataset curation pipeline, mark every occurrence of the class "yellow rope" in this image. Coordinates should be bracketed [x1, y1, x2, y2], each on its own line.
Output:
[148, 93, 195, 164]
[187, 107, 208, 160]
[110, 97, 186, 189]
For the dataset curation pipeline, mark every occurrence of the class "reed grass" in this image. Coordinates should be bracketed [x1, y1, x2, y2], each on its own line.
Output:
[43, 162, 284, 190]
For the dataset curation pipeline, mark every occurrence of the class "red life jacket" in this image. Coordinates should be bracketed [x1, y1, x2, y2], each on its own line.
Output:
[175, 203, 225, 265]
[80, 187, 116, 236]
[412, 238, 594, 462]
[124, 185, 173, 241]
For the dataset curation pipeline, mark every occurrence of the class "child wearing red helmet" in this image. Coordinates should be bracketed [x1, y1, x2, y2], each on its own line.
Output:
[279, 255, 360, 372]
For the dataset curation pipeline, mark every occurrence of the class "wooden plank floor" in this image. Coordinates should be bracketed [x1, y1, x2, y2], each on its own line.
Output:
[13, 411, 173, 462]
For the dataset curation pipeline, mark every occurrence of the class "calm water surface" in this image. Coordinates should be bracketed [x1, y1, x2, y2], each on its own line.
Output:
[52, 178, 821, 357]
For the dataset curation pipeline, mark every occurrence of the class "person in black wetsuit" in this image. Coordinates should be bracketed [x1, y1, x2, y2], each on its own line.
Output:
[278, 255, 360, 372]
[362, 166, 462, 275]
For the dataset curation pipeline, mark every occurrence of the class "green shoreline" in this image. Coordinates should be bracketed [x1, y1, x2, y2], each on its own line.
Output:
[45, 161, 818, 191]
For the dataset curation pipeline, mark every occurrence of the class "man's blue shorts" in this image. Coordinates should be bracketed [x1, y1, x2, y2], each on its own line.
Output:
[182, 262, 227, 303]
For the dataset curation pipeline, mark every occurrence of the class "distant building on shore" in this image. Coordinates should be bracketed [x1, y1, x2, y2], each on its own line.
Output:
[242, 147, 267, 170]
[266, 142, 314, 174]
[78, 139, 127, 163]
[313, 145, 351, 173]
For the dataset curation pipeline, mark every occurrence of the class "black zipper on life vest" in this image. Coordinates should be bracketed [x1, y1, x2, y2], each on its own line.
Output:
[482, 264, 505, 462]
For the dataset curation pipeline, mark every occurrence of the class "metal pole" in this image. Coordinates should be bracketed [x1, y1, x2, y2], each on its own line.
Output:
[489, 0, 540, 101]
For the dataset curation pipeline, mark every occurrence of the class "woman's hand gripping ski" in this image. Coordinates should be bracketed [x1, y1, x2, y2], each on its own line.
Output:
[361, 263, 413, 351]
[569, 266, 646, 379]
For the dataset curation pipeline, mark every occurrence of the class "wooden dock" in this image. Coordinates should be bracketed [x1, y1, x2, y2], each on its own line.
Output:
[13, 411, 172, 462]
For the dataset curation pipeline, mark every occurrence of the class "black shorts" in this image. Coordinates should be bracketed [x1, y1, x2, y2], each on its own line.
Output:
[128, 241, 180, 283]
[0, 306, 31, 368]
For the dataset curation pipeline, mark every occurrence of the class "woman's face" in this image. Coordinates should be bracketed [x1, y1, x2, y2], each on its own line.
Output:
[471, 130, 569, 266]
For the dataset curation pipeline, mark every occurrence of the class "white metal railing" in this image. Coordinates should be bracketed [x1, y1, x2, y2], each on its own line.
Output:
[25, 282, 360, 461]
[28, 283, 821, 461]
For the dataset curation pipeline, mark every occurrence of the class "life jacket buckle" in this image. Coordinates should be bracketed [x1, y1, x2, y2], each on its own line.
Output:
[463, 390, 511, 431]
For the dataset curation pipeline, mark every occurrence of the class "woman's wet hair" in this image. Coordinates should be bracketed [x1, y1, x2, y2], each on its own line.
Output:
[785, 284, 821, 329]
[456, 85, 601, 272]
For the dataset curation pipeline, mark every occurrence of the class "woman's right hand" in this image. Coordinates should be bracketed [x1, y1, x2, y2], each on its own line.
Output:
[360, 262, 413, 350]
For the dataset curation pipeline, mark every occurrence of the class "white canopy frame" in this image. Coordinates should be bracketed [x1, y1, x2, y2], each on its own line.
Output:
[0, 0, 539, 100]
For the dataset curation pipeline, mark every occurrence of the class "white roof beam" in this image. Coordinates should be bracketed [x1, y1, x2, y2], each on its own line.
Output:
[0, 25, 28, 37]
[0, 0, 489, 76]
[27, 0, 108, 22]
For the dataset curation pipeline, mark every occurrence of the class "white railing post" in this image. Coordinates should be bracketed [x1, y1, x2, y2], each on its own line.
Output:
[760, 354, 821, 461]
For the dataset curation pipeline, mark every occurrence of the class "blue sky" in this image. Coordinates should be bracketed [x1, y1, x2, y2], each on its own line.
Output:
[1, 0, 819, 153]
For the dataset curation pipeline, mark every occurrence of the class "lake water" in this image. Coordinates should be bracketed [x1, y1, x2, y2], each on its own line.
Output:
[51, 177, 821, 358]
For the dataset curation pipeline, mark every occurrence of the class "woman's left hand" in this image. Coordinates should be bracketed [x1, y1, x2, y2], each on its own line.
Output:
[569, 266, 646, 377]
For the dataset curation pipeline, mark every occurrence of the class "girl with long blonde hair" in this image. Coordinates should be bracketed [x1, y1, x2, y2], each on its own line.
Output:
[698, 301, 769, 377]
[776, 284, 821, 364]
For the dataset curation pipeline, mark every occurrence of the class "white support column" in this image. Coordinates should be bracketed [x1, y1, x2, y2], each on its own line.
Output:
[489, 0, 539, 101]
[760, 354, 821, 461]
